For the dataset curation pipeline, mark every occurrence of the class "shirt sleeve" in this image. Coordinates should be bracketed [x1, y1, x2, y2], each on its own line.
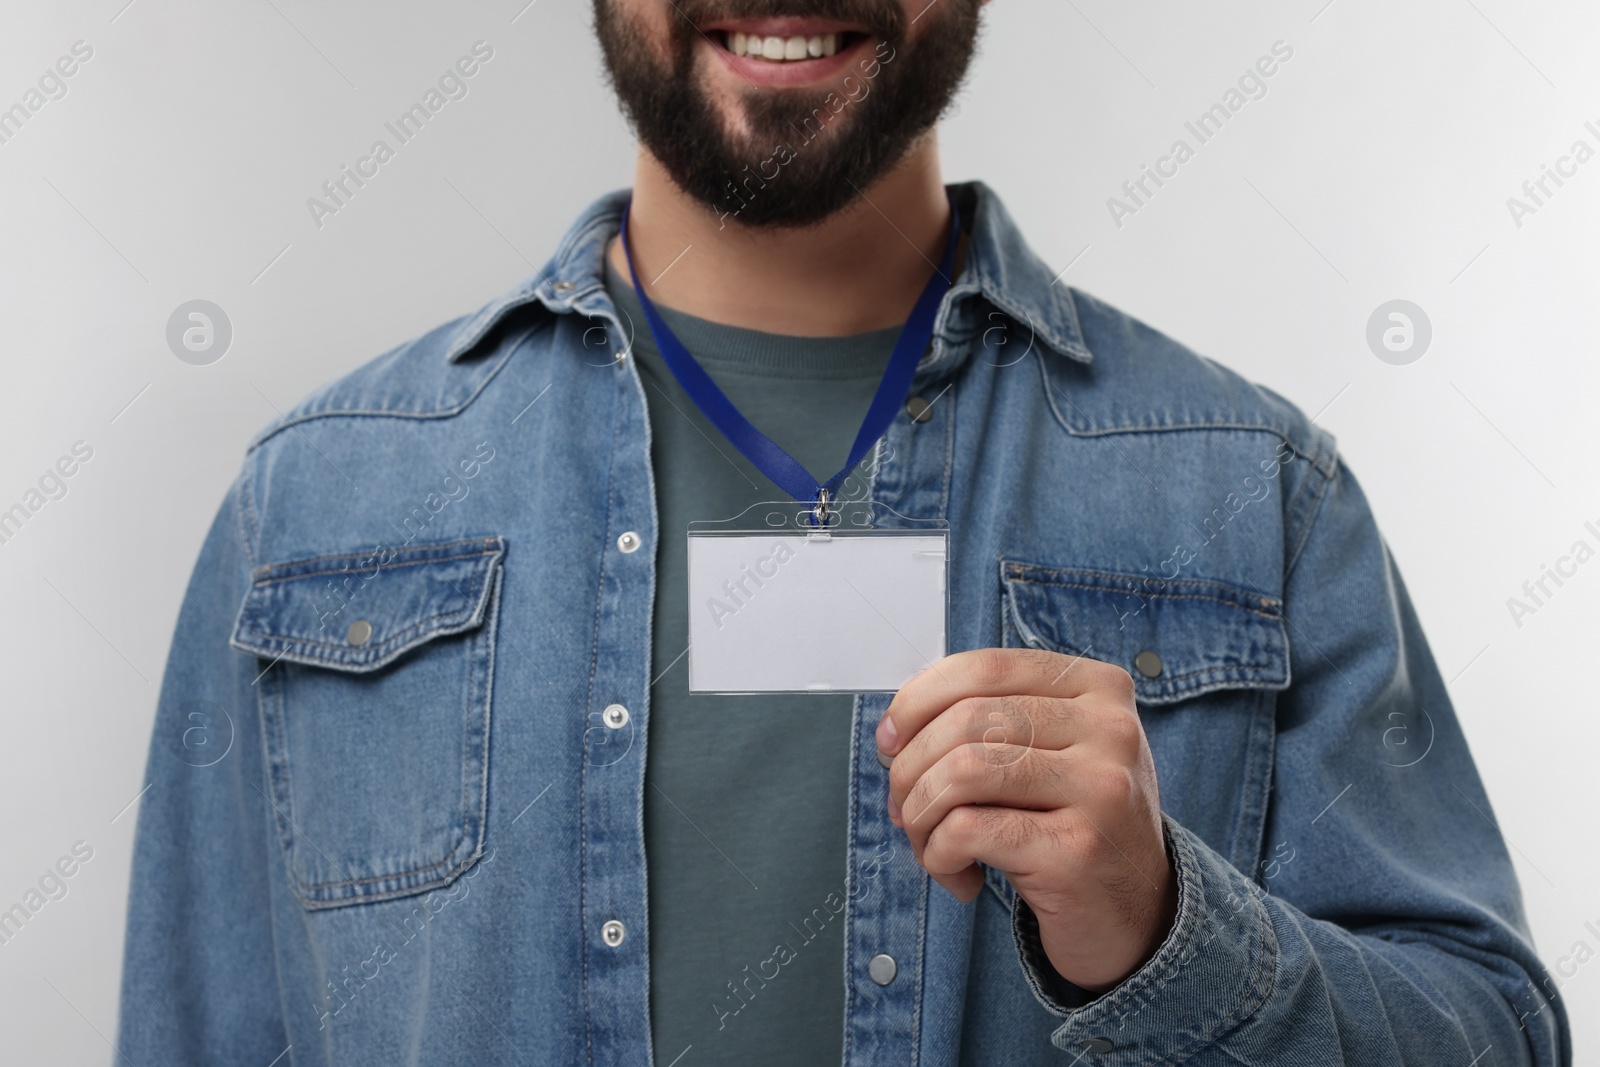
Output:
[1010, 455, 1571, 1065]
[115, 476, 291, 1063]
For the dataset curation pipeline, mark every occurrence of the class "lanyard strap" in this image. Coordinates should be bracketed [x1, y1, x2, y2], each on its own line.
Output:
[619, 195, 960, 513]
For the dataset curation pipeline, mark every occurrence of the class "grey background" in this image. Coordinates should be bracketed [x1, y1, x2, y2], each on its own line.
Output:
[2, 0, 1596, 1061]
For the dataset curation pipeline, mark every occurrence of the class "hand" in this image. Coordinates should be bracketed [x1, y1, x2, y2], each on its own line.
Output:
[877, 648, 1179, 993]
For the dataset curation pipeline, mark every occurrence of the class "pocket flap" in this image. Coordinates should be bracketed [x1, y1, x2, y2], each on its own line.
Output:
[1001, 561, 1289, 705]
[231, 537, 506, 672]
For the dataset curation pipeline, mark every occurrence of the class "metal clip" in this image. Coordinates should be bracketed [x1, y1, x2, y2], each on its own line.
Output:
[811, 488, 832, 527]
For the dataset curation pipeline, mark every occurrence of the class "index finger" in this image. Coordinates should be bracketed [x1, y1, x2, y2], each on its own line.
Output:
[877, 647, 1122, 757]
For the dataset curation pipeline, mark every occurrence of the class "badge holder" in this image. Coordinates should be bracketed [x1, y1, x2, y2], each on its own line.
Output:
[621, 191, 962, 695]
[686, 496, 948, 694]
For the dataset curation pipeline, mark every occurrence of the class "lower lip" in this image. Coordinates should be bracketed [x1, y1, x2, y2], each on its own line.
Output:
[705, 35, 874, 88]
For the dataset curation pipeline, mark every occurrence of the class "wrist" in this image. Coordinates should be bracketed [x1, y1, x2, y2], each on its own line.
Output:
[1040, 845, 1180, 994]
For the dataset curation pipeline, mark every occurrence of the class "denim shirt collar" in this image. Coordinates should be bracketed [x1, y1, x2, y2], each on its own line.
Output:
[442, 181, 1093, 367]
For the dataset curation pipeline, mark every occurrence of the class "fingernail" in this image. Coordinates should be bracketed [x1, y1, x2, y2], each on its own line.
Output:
[887, 792, 901, 824]
[876, 713, 899, 754]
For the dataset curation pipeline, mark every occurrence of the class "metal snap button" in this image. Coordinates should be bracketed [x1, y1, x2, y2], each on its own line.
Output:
[1134, 650, 1163, 678]
[345, 619, 373, 647]
[552, 280, 575, 292]
[1079, 1037, 1115, 1054]
[603, 704, 629, 729]
[617, 531, 642, 554]
[868, 953, 897, 986]
[601, 919, 626, 947]
[904, 395, 934, 424]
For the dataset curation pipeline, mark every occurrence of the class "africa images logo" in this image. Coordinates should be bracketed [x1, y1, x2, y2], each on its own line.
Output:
[1105, 40, 1294, 229]
[305, 42, 495, 230]
[1365, 300, 1432, 365]
[0, 40, 94, 148]
[166, 300, 233, 366]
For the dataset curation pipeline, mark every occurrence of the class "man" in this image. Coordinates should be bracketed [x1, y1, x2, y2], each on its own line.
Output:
[117, 1, 1568, 1064]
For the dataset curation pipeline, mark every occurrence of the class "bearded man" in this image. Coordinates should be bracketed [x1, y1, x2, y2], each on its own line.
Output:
[116, 2, 1569, 1064]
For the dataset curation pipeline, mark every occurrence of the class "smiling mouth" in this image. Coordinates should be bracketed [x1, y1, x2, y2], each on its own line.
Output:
[719, 30, 865, 61]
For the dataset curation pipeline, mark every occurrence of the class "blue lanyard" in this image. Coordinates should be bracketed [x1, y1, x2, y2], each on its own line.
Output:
[619, 195, 960, 517]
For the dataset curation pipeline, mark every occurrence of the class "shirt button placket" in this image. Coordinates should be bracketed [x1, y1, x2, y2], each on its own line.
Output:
[845, 344, 961, 1064]
[582, 330, 656, 1058]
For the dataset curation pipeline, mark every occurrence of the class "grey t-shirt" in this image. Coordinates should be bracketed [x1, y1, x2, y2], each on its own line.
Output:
[604, 259, 898, 1067]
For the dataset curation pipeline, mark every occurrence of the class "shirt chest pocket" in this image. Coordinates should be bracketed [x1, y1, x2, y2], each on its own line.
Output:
[999, 561, 1289, 869]
[231, 537, 505, 909]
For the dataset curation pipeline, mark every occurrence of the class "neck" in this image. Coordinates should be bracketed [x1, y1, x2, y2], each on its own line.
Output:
[608, 134, 950, 336]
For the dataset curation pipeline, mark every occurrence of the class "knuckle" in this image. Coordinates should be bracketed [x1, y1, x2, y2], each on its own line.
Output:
[904, 771, 936, 816]
[1098, 704, 1144, 752]
[959, 696, 998, 740]
[888, 756, 917, 799]
[1099, 662, 1138, 701]
[924, 807, 980, 867]
[955, 742, 997, 781]
[1090, 763, 1136, 807]
[968, 647, 1015, 688]
[951, 805, 991, 846]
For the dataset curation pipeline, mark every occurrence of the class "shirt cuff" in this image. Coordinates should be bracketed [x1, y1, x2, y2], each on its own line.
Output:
[1009, 813, 1278, 1061]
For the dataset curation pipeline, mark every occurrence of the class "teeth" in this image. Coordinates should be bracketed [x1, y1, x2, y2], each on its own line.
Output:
[726, 31, 842, 61]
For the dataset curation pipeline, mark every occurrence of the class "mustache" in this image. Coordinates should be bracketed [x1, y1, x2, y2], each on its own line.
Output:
[670, 0, 905, 37]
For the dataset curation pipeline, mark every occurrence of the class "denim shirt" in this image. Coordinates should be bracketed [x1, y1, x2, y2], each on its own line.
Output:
[117, 182, 1569, 1065]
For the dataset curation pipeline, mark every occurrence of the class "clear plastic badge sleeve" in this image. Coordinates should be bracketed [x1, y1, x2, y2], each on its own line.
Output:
[686, 503, 948, 694]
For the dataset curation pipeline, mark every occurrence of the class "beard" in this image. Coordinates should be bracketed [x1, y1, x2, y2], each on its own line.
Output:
[592, 0, 983, 228]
